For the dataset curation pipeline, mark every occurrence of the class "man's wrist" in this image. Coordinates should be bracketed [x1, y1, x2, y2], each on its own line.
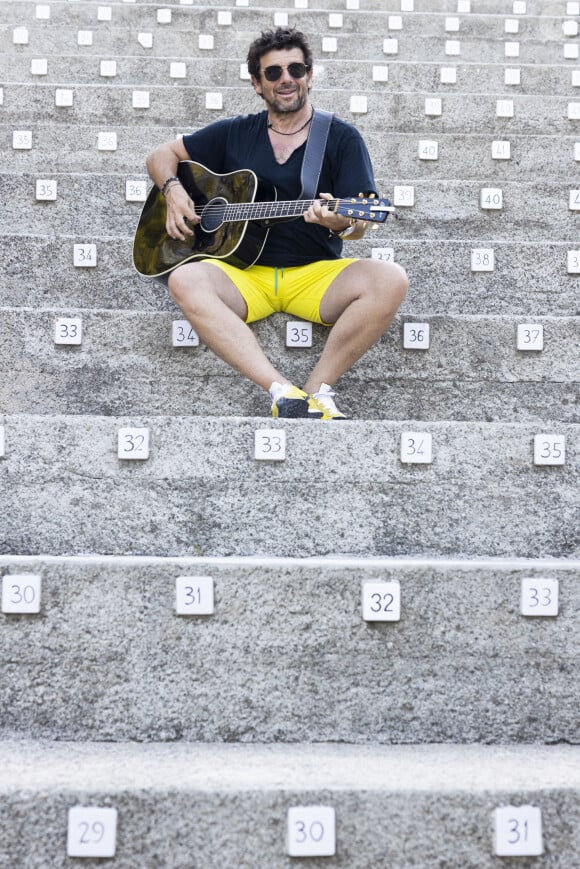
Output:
[330, 218, 356, 239]
[161, 176, 181, 196]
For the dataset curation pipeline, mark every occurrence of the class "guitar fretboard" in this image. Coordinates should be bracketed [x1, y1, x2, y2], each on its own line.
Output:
[202, 198, 339, 223]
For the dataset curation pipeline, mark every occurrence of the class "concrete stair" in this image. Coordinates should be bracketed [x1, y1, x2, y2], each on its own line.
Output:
[1, 310, 578, 419]
[1, 0, 579, 865]
[4, 81, 580, 129]
[1, 235, 577, 315]
[0, 740, 579, 868]
[1, 415, 577, 556]
[4, 173, 580, 241]
[3, 55, 580, 97]
[0, 555, 578, 743]
[3, 129, 579, 174]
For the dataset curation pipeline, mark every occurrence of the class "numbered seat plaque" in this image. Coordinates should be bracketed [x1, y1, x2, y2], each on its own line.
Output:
[471, 249, 495, 271]
[533, 434, 565, 466]
[517, 324, 543, 351]
[393, 186, 414, 207]
[418, 140, 438, 160]
[480, 188, 503, 210]
[54, 317, 82, 345]
[255, 429, 286, 461]
[401, 432, 433, 464]
[67, 807, 118, 858]
[125, 179, 148, 202]
[172, 320, 199, 347]
[493, 805, 543, 856]
[287, 805, 336, 857]
[371, 247, 395, 262]
[36, 179, 57, 201]
[520, 577, 559, 616]
[175, 576, 214, 615]
[362, 580, 401, 621]
[286, 321, 312, 347]
[73, 244, 97, 268]
[403, 322, 430, 349]
[118, 428, 150, 460]
[2, 574, 41, 614]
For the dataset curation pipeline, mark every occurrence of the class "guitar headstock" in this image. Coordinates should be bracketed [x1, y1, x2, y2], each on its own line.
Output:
[336, 194, 396, 224]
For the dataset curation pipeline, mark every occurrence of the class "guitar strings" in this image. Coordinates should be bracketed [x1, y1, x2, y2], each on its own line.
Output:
[194, 198, 395, 222]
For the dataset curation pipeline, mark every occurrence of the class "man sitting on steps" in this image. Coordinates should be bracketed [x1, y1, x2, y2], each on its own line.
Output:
[145, 26, 408, 419]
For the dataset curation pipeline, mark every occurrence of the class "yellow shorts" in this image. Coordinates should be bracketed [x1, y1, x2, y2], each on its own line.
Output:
[205, 258, 358, 325]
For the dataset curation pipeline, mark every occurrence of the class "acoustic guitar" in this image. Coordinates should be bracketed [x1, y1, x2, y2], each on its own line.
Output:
[133, 161, 394, 278]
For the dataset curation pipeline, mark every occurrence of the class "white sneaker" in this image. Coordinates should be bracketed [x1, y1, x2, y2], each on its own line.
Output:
[311, 383, 349, 420]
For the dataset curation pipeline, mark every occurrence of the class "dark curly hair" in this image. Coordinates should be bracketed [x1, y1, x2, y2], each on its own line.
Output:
[246, 27, 313, 80]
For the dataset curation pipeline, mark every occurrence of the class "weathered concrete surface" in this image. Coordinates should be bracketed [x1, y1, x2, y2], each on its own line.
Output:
[0, 415, 578, 558]
[0, 555, 577, 743]
[2, 55, 580, 101]
[0, 0, 568, 20]
[3, 125, 580, 184]
[0, 235, 578, 316]
[3, 172, 579, 242]
[2, 81, 579, 135]
[1, 1, 579, 866]
[0, 310, 577, 420]
[0, 20, 571, 66]
[0, 740, 579, 868]
[0, 3, 573, 33]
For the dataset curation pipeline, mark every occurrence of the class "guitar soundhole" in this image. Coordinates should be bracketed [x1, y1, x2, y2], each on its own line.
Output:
[200, 196, 227, 233]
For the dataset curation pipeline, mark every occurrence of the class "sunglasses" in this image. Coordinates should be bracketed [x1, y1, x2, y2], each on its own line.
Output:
[261, 62, 311, 82]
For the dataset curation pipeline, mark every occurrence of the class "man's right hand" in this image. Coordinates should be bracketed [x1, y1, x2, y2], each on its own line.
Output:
[165, 183, 200, 241]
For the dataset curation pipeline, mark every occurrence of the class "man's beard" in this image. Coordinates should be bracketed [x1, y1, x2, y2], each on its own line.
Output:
[268, 88, 308, 115]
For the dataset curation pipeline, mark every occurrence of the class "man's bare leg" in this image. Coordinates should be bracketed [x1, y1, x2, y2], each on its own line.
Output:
[302, 259, 408, 395]
[168, 261, 289, 391]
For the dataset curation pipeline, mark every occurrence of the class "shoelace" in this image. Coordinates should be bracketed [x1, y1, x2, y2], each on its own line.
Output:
[312, 387, 339, 415]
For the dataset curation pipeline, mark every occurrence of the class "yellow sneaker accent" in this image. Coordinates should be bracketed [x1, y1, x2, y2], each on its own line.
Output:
[310, 384, 348, 420]
[271, 383, 323, 419]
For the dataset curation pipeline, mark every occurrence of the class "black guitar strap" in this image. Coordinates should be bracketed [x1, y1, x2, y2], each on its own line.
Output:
[299, 108, 334, 201]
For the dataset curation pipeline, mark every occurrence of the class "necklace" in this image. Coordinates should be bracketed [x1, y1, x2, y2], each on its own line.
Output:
[267, 109, 313, 136]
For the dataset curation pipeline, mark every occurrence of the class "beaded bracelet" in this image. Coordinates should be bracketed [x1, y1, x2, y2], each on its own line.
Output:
[161, 176, 180, 196]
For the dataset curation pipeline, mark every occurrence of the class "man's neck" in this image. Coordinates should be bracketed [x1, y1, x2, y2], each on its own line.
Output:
[267, 103, 313, 135]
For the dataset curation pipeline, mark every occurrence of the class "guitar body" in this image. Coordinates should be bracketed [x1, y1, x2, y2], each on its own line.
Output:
[133, 162, 276, 277]
[133, 161, 393, 279]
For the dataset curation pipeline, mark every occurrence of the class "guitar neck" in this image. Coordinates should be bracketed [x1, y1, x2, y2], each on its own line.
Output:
[205, 198, 333, 223]
[198, 196, 393, 225]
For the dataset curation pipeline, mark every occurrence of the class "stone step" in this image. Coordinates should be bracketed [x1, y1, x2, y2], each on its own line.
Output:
[4, 5, 576, 44]
[1, 309, 577, 422]
[0, 415, 577, 557]
[3, 171, 578, 243]
[0, 234, 577, 316]
[0, 740, 578, 867]
[2, 22, 574, 64]
[0, 555, 578, 741]
[3, 54, 580, 97]
[4, 0, 573, 20]
[3, 123, 578, 182]
[3, 81, 580, 135]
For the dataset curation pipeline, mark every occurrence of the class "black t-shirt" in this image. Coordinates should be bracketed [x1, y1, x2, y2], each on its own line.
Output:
[181, 111, 377, 267]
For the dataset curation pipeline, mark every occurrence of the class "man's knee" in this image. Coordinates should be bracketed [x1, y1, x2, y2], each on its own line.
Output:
[168, 264, 210, 310]
[384, 261, 409, 306]
[168, 265, 193, 302]
[364, 260, 408, 312]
